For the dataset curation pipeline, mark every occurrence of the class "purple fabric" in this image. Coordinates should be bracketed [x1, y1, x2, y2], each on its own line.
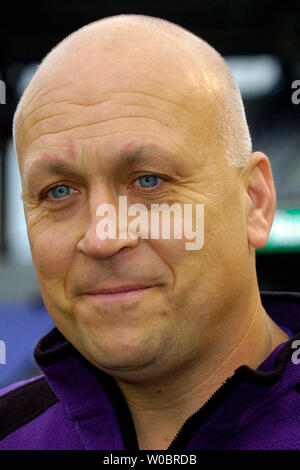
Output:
[1, 291, 300, 450]
[187, 358, 300, 449]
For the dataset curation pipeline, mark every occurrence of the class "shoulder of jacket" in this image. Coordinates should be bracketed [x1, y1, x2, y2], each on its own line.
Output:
[0, 376, 59, 440]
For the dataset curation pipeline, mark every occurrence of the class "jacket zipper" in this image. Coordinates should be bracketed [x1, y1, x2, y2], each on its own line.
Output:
[167, 372, 238, 450]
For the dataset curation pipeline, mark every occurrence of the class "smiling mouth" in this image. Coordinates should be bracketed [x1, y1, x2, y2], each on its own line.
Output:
[85, 286, 154, 301]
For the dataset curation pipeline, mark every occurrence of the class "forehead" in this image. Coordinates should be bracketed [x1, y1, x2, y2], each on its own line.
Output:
[21, 137, 195, 184]
[19, 31, 219, 141]
[25, 34, 198, 108]
[16, 31, 227, 180]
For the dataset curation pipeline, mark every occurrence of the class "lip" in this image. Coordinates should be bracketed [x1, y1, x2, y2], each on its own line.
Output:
[84, 285, 155, 301]
[86, 284, 152, 295]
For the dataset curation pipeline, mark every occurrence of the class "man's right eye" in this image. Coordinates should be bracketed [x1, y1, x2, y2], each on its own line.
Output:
[42, 185, 77, 200]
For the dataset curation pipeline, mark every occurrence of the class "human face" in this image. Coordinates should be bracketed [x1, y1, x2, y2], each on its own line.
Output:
[19, 38, 251, 383]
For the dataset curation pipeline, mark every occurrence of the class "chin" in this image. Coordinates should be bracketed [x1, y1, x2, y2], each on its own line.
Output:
[81, 340, 156, 374]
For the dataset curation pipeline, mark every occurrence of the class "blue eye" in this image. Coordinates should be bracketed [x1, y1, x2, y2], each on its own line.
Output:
[48, 185, 74, 199]
[136, 175, 161, 188]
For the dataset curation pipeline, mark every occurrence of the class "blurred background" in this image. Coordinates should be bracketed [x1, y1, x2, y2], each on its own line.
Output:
[0, 0, 300, 386]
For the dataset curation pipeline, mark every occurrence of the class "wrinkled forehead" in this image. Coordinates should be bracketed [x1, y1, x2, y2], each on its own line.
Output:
[19, 62, 221, 162]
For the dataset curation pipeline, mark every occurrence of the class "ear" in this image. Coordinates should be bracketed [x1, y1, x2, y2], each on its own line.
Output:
[245, 151, 276, 249]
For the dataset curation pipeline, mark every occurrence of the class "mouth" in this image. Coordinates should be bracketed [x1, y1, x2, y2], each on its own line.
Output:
[84, 285, 155, 301]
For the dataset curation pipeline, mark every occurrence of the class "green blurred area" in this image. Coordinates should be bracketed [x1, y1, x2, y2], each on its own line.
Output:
[258, 209, 300, 253]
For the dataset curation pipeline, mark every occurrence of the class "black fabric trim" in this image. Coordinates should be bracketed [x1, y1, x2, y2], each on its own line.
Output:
[95, 374, 139, 450]
[261, 291, 300, 303]
[0, 376, 59, 441]
[34, 327, 71, 366]
[232, 330, 300, 386]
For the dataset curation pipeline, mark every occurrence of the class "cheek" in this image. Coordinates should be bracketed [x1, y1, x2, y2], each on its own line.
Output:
[29, 224, 76, 281]
[152, 236, 203, 290]
[151, 205, 242, 295]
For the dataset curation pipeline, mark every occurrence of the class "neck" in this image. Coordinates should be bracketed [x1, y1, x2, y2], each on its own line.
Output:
[114, 290, 289, 450]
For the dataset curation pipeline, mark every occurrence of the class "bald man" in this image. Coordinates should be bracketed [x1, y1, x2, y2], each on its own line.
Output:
[1, 14, 300, 451]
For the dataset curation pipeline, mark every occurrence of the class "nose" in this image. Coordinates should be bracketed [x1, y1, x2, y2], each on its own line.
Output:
[77, 200, 140, 260]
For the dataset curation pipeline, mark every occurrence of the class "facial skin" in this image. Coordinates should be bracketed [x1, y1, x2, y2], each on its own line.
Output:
[14, 16, 288, 449]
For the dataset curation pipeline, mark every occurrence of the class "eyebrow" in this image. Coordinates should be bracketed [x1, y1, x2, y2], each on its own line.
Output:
[22, 143, 187, 187]
[23, 159, 80, 188]
[116, 144, 184, 171]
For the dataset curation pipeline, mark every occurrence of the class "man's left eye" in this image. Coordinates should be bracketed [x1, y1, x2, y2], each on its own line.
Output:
[134, 175, 163, 188]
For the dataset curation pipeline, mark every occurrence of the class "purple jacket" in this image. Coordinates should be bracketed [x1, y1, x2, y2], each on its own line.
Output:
[1, 291, 300, 450]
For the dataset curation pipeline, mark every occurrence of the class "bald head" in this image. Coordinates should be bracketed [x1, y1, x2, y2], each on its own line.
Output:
[13, 14, 251, 168]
